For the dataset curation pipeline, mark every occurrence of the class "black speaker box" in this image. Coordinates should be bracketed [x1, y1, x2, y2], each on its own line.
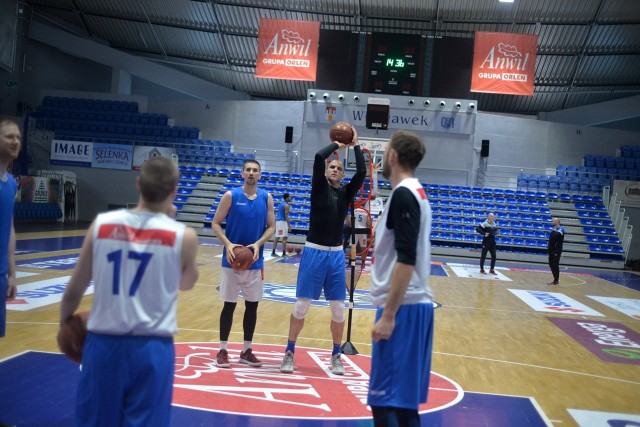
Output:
[481, 139, 490, 157]
[285, 126, 293, 144]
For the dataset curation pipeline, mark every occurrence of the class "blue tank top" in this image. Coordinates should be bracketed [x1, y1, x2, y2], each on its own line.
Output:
[276, 202, 288, 221]
[222, 187, 268, 270]
[0, 174, 17, 274]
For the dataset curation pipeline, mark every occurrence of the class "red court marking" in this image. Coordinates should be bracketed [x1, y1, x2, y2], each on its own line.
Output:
[173, 343, 463, 419]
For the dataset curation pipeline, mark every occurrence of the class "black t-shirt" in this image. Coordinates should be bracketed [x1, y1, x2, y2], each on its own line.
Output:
[306, 143, 366, 246]
[385, 187, 421, 265]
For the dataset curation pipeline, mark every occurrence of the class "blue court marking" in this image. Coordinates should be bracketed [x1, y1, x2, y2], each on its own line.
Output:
[16, 254, 78, 270]
[430, 264, 448, 277]
[0, 351, 548, 427]
[16, 235, 85, 252]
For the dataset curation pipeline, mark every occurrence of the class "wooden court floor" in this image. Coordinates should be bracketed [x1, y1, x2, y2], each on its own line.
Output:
[1, 228, 639, 426]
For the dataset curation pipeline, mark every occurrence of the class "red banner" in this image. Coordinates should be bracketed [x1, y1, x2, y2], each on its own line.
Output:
[256, 19, 320, 81]
[471, 32, 538, 96]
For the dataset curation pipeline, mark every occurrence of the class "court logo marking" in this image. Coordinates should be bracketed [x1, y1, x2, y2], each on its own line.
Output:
[548, 318, 640, 365]
[17, 254, 79, 270]
[7, 276, 94, 311]
[568, 408, 640, 426]
[262, 283, 441, 310]
[173, 343, 463, 419]
[587, 296, 640, 320]
[508, 289, 604, 316]
[447, 263, 512, 281]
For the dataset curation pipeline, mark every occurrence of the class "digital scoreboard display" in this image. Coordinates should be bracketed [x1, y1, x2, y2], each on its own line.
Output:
[365, 33, 425, 96]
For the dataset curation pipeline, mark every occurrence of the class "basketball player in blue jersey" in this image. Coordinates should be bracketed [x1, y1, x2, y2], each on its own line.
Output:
[272, 193, 291, 257]
[59, 157, 200, 427]
[368, 131, 433, 427]
[0, 118, 20, 342]
[211, 159, 275, 368]
[280, 125, 366, 375]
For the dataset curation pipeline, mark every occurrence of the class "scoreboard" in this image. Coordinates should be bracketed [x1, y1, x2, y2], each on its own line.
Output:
[365, 33, 425, 96]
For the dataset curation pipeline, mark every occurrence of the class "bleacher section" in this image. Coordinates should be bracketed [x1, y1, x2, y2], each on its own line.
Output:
[14, 202, 62, 222]
[34, 96, 252, 167]
[173, 168, 625, 269]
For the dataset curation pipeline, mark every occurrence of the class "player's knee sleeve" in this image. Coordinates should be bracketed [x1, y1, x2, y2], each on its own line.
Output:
[329, 300, 345, 323]
[292, 298, 311, 319]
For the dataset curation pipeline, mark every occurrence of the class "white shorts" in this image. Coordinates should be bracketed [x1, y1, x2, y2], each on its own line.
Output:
[220, 267, 264, 303]
[275, 220, 289, 238]
[355, 228, 369, 248]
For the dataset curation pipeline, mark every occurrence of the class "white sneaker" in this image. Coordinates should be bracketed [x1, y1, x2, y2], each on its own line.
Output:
[280, 350, 294, 373]
[331, 354, 344, 375]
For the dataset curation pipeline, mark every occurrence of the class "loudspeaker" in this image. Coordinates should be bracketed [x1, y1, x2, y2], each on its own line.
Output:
[481, 139, 490, 157]
[285, 126, 293, 144]
[366, 98, 390, 130]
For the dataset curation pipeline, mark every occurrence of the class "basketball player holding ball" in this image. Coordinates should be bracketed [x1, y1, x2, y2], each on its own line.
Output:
[211, 159, 275, 368]
[59, 157, 200, 426]
[280, 123, 366, 375]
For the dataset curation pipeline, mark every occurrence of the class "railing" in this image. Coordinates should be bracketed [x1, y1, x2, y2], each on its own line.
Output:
[478, 164, 553, 190]
[606, 188, 632, 262]
[233, 145, 300, 173]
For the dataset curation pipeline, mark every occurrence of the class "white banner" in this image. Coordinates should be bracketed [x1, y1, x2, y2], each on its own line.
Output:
[612, 179, 640, 208]
[50, 140, 93, 167]
[306, 104, 476, 134]
[132, 146, 177, 170]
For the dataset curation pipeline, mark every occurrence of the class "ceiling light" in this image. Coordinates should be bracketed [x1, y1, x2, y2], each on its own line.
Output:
[499, 0, 514, 3]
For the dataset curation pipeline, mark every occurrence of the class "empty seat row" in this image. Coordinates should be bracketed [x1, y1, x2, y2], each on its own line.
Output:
[42, 96, 139, 113]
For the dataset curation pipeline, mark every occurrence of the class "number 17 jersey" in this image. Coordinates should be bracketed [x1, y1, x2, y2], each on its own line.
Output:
[88, 209, 185, 337]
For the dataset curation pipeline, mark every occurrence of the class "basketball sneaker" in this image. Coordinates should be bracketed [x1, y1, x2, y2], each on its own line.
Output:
[216, 349, 230, 368]
[280, 350, 295, 373]
[480, 269, 487, 274]
[331, 354, 344, 375]
[489, 269, 497, 275]
[271, 250, 277, 257]
[239, 348, 263, 367]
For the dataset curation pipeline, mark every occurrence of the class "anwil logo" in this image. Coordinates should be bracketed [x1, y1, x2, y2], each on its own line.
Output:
[264, 29, 312, 57]
[480, 42, 530, 71]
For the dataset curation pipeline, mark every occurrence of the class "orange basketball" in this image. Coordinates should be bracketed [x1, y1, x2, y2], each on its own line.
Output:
[57, 310, 90, 364]
[231, 246, 254, 271]
[287, 246, 294, 253]
[295, 246, 302, 254]
[329, 122, 354, 145]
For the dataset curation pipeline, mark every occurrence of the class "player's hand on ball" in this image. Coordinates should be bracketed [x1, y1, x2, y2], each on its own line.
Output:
[350, 125, 358, 147]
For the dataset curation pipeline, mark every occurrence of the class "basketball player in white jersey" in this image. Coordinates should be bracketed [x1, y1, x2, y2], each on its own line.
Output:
[353, 206, 370, 251]
[60, 157, 199, 427]
[367, 131, 433, 427]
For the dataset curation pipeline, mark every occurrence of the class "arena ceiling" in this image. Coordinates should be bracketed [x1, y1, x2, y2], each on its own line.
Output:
[24, 0, 640, 119]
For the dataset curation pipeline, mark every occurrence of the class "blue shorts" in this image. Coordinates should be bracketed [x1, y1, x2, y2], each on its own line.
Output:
[368, 303, 434, 410]
[0, 275, 6, 337]
[76, 332, 175, 427]
[296, 245, 346, 301]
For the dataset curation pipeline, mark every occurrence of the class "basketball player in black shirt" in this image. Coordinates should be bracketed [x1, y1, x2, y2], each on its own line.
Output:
[281, 126, 366, 375]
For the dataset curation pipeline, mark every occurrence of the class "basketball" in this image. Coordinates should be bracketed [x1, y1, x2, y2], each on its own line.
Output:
[295, 246, 302, 254]
[57, 310, 90, 364]
[231, 246, 254, 271]
[329, 122, 354, 145]
[287, 246, 294, 253]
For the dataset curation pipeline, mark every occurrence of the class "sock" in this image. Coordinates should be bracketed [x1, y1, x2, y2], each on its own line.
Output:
[286, 340, 296, 353]
[220, 341, 228, 350]
[244, 341, 252, 351]
[332, 343, 341, 356]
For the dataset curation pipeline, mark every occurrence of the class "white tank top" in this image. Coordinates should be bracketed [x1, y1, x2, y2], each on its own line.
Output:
[354, 208, 369, 229]
[370, 177, 432, 307]
[88, 209, 185, 336]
